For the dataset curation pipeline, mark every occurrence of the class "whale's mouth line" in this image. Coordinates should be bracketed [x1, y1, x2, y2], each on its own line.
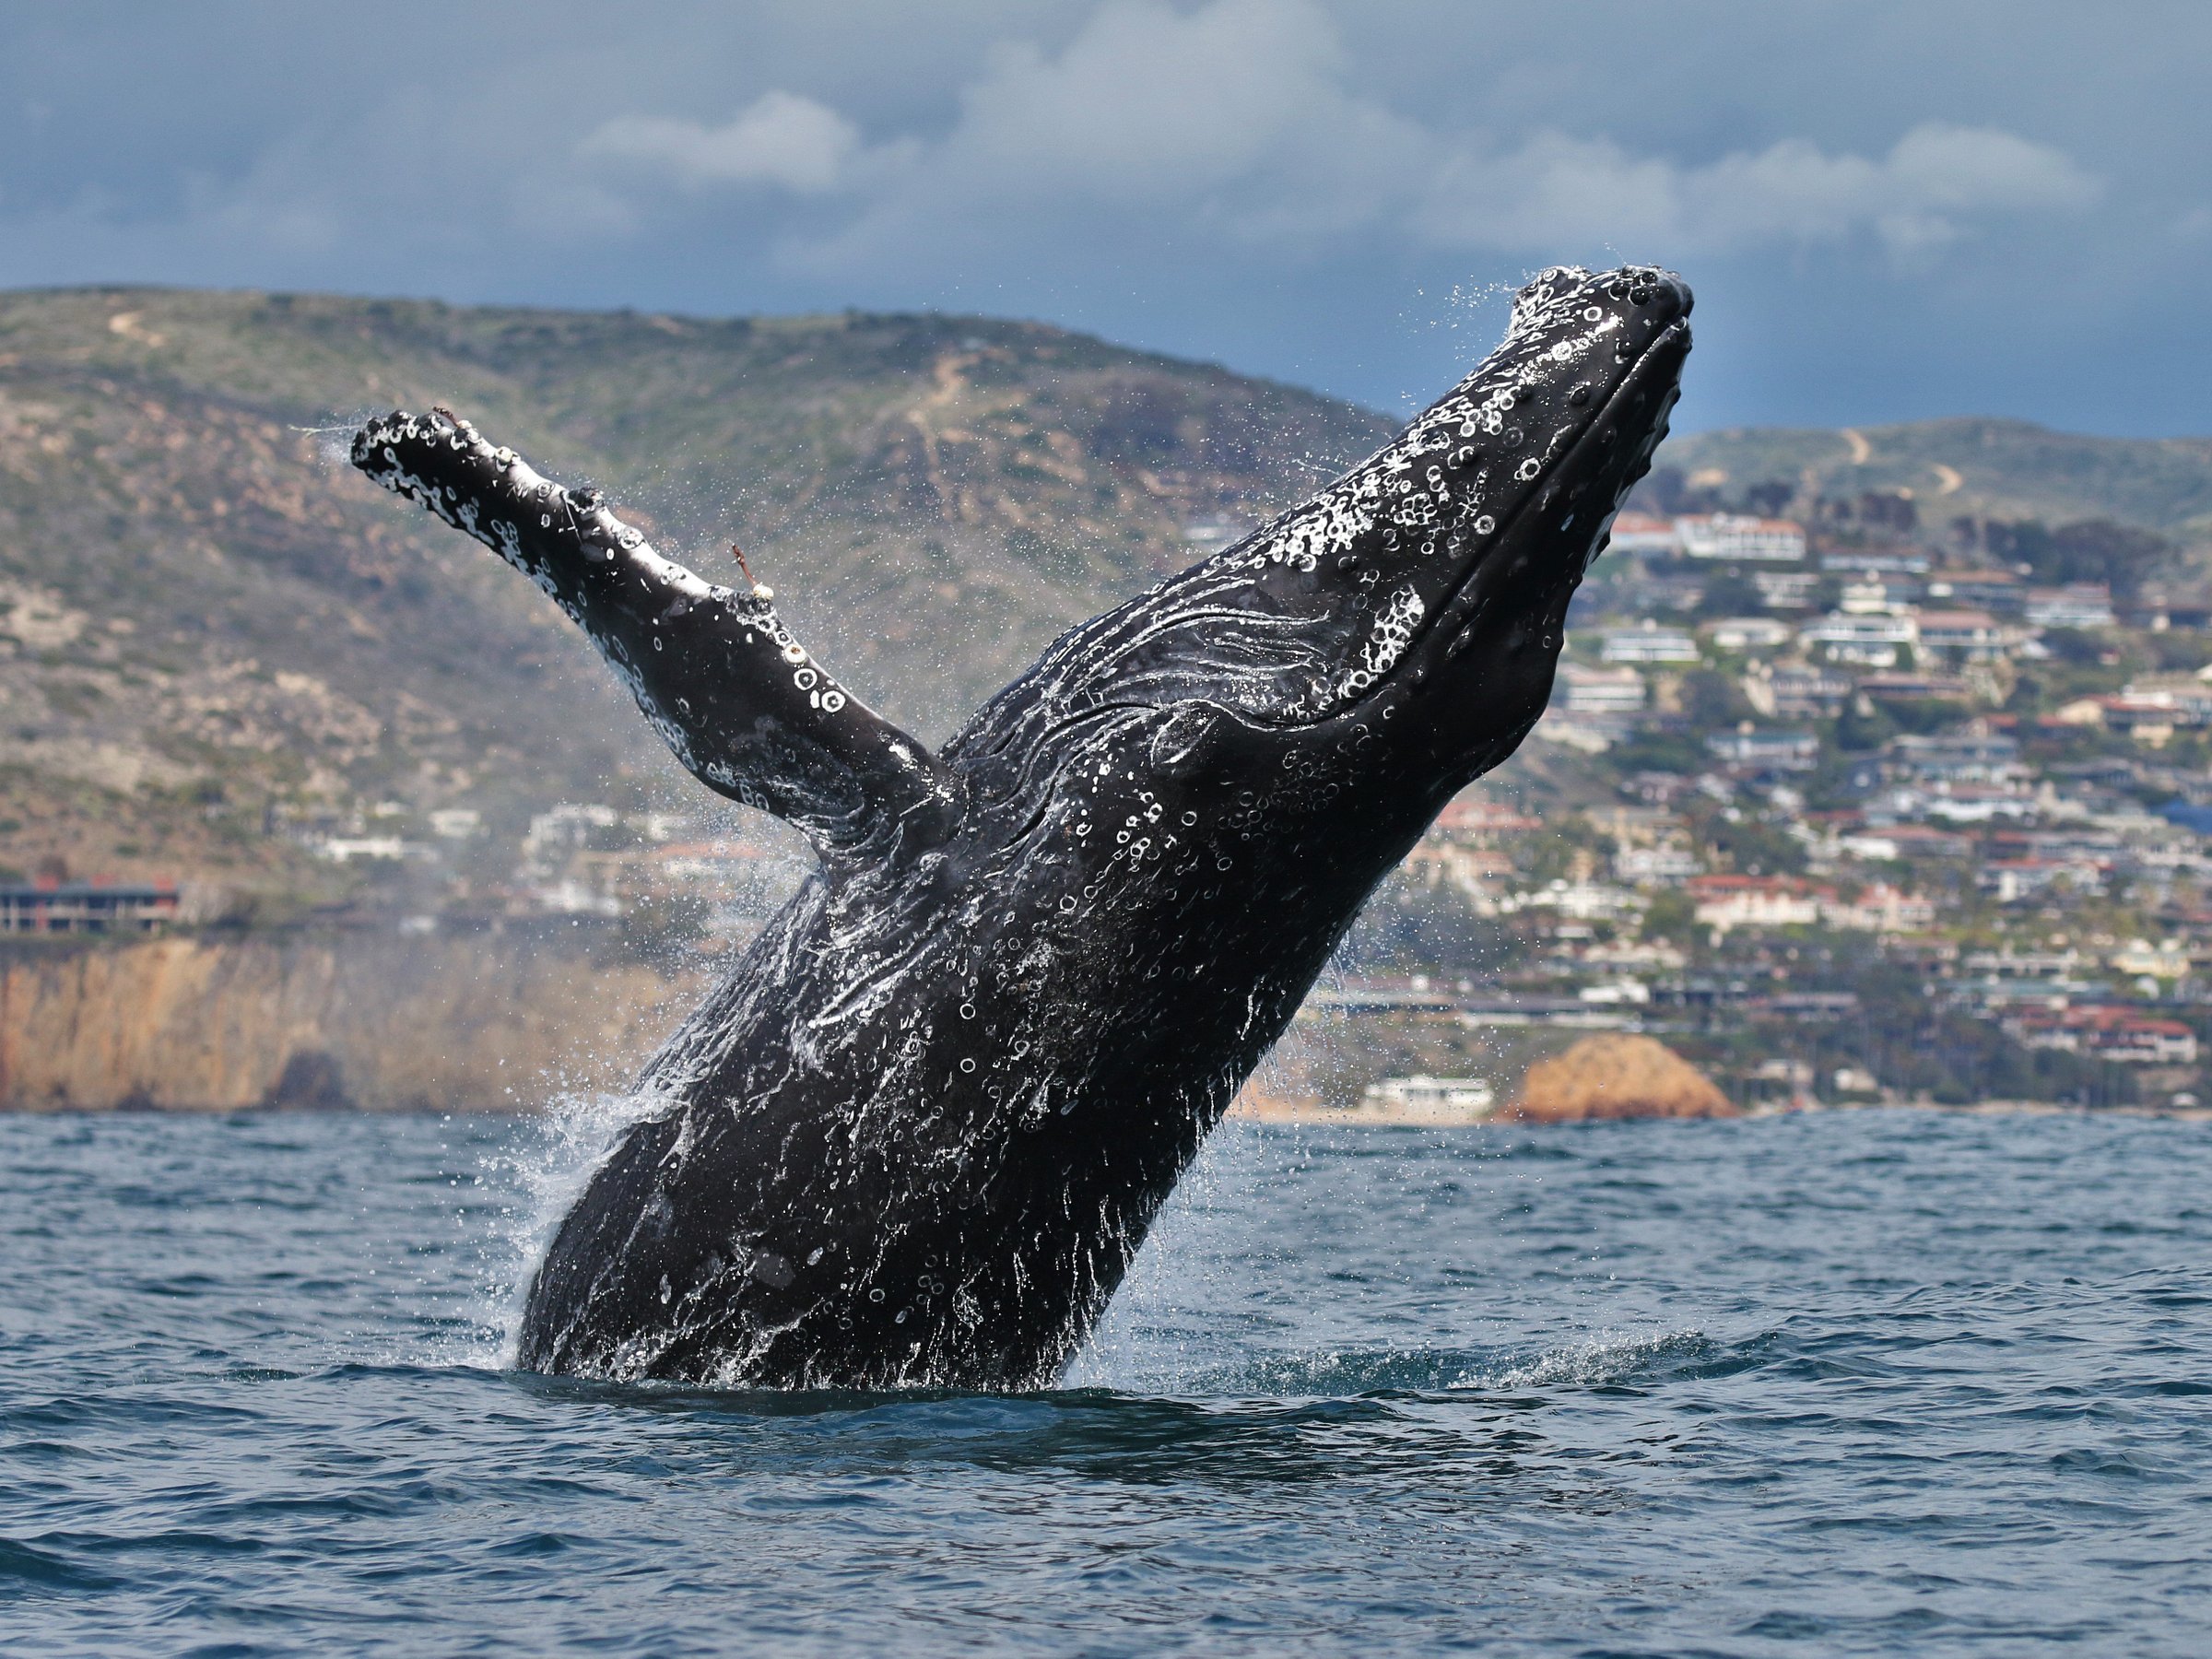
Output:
[1277, 316, 1688, 730]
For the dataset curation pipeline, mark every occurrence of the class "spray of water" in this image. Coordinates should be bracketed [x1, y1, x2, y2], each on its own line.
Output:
[445, 1084, 665, 1370]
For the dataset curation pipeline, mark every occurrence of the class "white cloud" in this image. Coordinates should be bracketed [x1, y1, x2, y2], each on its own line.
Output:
[574, 0, 2100, 275]
[940, 0, 1357, 202]
[582, 90, 865, 194]
[1418, 124, 2099, 259]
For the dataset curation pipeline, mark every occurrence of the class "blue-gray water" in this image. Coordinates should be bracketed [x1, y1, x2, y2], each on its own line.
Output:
[4, 1108, 2209, 1656]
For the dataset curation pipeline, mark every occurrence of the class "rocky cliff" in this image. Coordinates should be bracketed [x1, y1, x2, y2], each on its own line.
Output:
[0, 935, 700, 1111]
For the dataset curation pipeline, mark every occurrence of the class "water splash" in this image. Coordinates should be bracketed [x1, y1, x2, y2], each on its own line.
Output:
[1451, 1327, 1718, 1392]
[464, 1087, 666, 1367]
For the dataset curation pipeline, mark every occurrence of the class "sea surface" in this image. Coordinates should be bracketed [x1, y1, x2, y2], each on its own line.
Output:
[3, 1107, 2209, 1656]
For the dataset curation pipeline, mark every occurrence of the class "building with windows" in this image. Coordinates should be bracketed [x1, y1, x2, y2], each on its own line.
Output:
[1912, 610, 2014, 661]
[1607, 512, 1682, 555]
[1359, 1076, 1500, 1119]
[1675, 514, 1806, 562]
[1558, 664, 1647, 714]
[1798, 611, 1916, 667]
[0, 880, 179, 934]
[1821, 882, 1936, 933]
[2004, 1006, 2199, 1065]
[2026, 582, 2116, 629]
[1688, 875, 1829, 933]
[1925, 569, 2026, 616]
[1702, 617, 1793, 652]
[1705, 725, 1820, 771]
[1601, 621, 1700, 664]
[1742, 661, 1853, 720]
[1752, 570, 1822, 610]
[1615, 843, 1701, 886]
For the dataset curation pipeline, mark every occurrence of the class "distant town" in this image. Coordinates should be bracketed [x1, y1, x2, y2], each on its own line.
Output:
[1329, 480, 2212, 1112]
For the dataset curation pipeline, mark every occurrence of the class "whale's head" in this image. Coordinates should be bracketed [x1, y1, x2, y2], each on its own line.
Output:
[949, 265, 1689, 848]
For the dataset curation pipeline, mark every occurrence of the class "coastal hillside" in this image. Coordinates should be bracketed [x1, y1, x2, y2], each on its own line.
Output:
[0, 287, 1391, 897]
[1663, 419, 2212, 542]
[6, 287, 2212, 902]
[10, 287, 2212, 1116]
[7, 285, 2212, 900]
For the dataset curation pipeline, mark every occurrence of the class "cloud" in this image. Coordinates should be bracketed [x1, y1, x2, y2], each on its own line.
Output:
[582, 90, 865, 193]
[1418, 123, 2101, 259]
[576, 0, 2100, 274]
[939, 0, 1363, 203]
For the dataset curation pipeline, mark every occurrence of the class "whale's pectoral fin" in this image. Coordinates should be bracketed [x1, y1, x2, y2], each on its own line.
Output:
[351, 409, 959, 860]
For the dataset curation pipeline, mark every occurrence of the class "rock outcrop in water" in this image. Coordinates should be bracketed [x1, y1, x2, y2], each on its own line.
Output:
[1506, 1034, 1735, 1123]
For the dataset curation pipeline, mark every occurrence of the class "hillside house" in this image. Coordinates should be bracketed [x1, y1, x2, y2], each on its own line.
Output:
[1925, 569, 2026, 616]
[1821, 882, 1936, 933]
[1608, 512, 1682, 555]
[1432, 799, 1544, 843]
[1978, 857, 2105, 903]
[1677, 514, 1806, 561]
[1752, 570, 1821, 611]
[1860, 672, 1972, 704]
[1688, 875, 1830, 933]
[2026, 582, 2116, 629]
[2005, 1006, 2199, 1065]
[1799, 611, 1916, 667]
[0, 879, 180, 934]
[1822, 548, 1930, 576]
[1703, 617, 1794, 652]
[1743, 661, 1853, 719]
[1602, 620, 1700, 664]
[1615, 843, 1702, 886]
[1884, 727, 2031, 789]
[1840, 574, 1923, 615]
[1913, 610, 2015, 662]
[1705, 725, 1820, 771]
[1559, 663, 1647, 714]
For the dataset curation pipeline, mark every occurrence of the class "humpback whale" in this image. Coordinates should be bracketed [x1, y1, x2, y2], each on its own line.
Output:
[350, 265, 1691, 1388]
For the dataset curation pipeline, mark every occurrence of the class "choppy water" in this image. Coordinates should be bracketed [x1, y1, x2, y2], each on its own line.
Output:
[4, 1108, 2210, 1656]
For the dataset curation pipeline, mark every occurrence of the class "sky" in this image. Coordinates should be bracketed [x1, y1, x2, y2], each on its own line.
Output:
[3, 0, 2208, 434]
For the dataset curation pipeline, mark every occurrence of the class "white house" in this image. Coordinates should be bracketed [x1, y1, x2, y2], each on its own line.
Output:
[1822, 882, 1936, 933]
[1559, 664, 1647, 714]
[2026, 582, 2116, 629]
[1688, 875, 1827, 933]
[1608, 512, 1682, 556]
[1799, 612, 1917, 667]
[1676, 514, 1807, 562]
[1914, 609, 2015, 661]
[1703, 617, 1794, 652]
[1602, 620, 1700, 663]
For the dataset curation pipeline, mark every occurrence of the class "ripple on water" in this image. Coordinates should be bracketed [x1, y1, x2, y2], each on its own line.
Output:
[2, 1108, 2210, 1656]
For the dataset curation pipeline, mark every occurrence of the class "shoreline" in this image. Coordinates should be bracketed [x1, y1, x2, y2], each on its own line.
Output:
[1225, 1097, 2212, 1126]
[4, 1098, 2208, 1124]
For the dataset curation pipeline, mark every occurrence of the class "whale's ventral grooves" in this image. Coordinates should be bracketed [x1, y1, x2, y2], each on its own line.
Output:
[348, 265, 1692, 1389]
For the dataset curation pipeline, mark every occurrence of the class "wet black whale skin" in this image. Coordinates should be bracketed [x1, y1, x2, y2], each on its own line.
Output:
[350, 265, 1691, 1388]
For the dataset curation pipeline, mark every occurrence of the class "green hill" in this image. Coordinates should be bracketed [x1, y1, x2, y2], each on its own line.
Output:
[0, 288, 1390, 896]
[1662, 418, 2212, 542]
[4, 285, 2210, 903]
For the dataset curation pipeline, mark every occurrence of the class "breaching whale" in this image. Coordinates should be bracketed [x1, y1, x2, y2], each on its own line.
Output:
[350, 265, 1690, 1388]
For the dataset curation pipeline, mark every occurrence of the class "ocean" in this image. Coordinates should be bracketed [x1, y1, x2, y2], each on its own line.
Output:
[3, 1106, 2208, 1656]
